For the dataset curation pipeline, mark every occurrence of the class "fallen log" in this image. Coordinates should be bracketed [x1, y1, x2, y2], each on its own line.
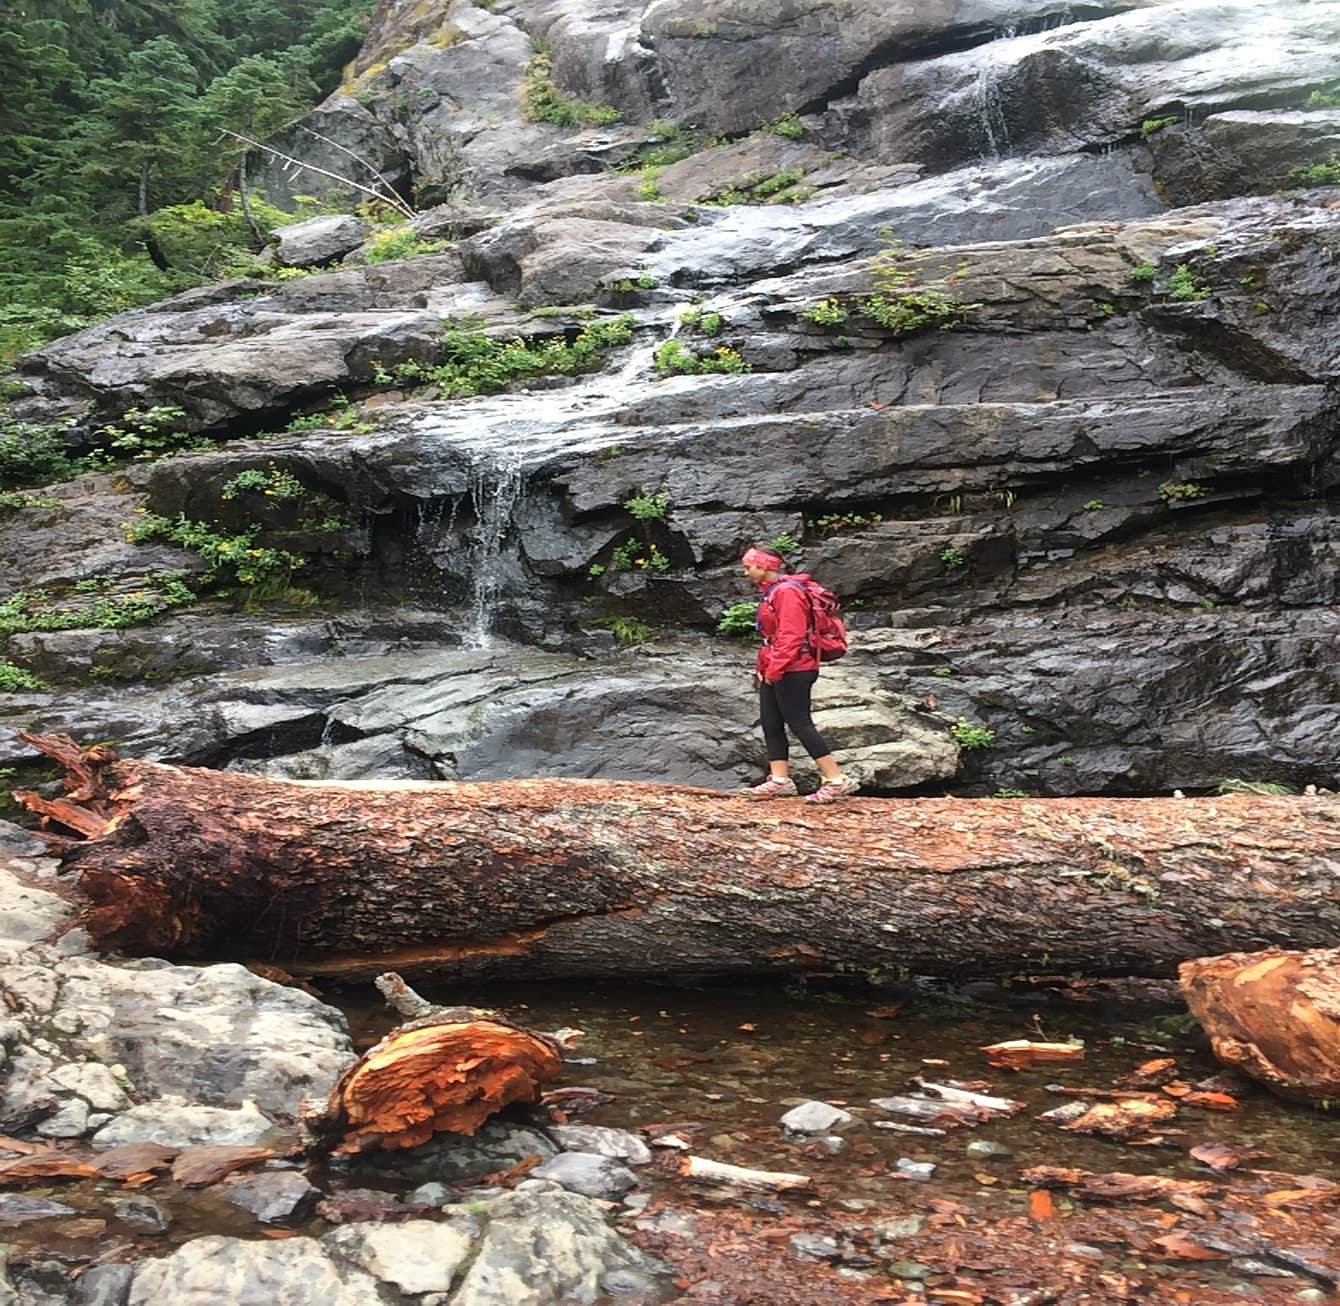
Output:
[303, 973, 567, 1154]
[1179, 948, 1340, 1106]
[13, 732, 1340, 982]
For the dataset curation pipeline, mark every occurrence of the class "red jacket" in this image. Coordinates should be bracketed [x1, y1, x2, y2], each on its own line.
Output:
[756, 575, 820, 681]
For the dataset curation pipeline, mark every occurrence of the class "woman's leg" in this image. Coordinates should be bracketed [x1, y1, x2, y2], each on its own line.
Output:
[759, 679, 790, 777]
[773, 672, 843, 780]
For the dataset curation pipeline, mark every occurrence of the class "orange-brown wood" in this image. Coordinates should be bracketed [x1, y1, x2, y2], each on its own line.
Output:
[309, 1018, 564, 1155]
[1179, 948, 1340, 1106]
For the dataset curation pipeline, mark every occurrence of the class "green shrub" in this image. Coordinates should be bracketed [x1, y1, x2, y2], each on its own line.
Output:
[623, 490, 670, 521]
[950, 718, 995, 750]
[1158, 480, 1207, 502]
[939, 545, 966, 570]
[801, 298, 847, 327]
[931, 666, 954, 677]
[0, 423, 81, 490]
[653, 341, 749, 377]
[1287, 155, 1340, 186]
[1216, 778, 1297, 796]
[806, 511, 883, 534]
[761, 113, 804, 140]
[0, 573, 198, 636]
[221, 466, 307, 501]
[1165, 263, 1210, 301]
[0, 663, 46, 693]
[596, 616, 655, 646]
[94, 405, 202, 461]
[679, 309, 725, 336]
[1129, 261, 1158, 282]
[361, 228, 447, 264]
[523, 54, 621, 126]
[392, 317, 634, 398]
[717, 602, 758, 636]
[609, 539, 671, 573]
[861, 231, 978, 336]
[0, 490, 60, 512]
[768, 531, 799, 554]
[127, 512, 303, 594]
[635, 166, 663, 201]
[1139, 115, 1179, 138]
[1082, 499, 1104, 511]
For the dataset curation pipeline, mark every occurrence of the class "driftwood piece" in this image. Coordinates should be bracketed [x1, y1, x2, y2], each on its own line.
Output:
[677, 1155, 813, 1192]
[981, 1039, 1085, 1070]
[303, 972, 565, 1155]
[1179, 948, 1340, 1106]
[14, 732, 1340, 981]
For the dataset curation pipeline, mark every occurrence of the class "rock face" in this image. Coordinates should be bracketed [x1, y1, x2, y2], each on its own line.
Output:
[4, 0, 1340, 804]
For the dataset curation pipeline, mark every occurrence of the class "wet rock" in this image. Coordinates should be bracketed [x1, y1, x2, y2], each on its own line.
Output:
[0, 865, 75, 945]
[894, 1158, 937, 1181]
[92, 1099, 276, 1148]
[965, 1139, 1013, 1159]
[75, 1263, 134, 1306]
[404, 1181, 453, 1206]
[126, 1234, 383, 1306]
[886, 1259, 933, 1280]
[47, 1062, 132, 1113]
[875, 1215, 925, 1242]
[779, 1100, 854, 1136]
[323, 1219, 473, 1294]
[531, 1151, 639, 1200]
[271, 216, 371, 269]
[35, 1095, 89, 1138]
[110, 1195, 172, 1232]
[222, 1170, 321, 1224]
[0, 1194, 76, 1222]
[354, 1121, 558, 1185]
[789, 1232, 844, 1263]
[447, 1189, 664, 1306]
[549, 1124, 652, 1165]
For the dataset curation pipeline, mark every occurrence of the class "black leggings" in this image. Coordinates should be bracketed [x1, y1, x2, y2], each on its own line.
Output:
[760, 671, 832, 762]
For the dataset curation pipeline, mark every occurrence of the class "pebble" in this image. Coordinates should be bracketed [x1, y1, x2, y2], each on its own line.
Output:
[894, 1158, 936, 1181]
[965, 1139, 1013, 1159]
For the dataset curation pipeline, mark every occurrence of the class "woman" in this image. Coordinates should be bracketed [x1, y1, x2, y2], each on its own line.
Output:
[740, 545, 858, 803]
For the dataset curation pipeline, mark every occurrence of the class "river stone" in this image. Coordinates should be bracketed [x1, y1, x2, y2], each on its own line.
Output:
[35, 1095, 88, 1138]
[530, 1151, 639, 1200]
[447, 1189, 664, 1306]
[324, 1219, 473, 1294]
[270, 215, 370, 268]
[126, 1235, 382, 1306]
[779, 1101, 855, 1136]
[110, 1195, 172, 1232]
[92, 1099, 276, 1148]
[0, 1194, 76, 1222]
[363, 1122, 559, 1186]
[76, 1263, 134, 1306]
[965, 1139, 1012, 1159]
[894, 1159, 937, 1181]
[405, 1181, 453, 1206]
[222, 1171, 321, 1224]
[549, 1124, 652, 1165]
[47, 1062, 132, 1113]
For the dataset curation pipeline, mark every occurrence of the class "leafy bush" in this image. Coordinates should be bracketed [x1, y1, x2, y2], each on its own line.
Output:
[0, 663, 46, 693]
[1129, 261, 1158, 282]
[0, 574, 198, 636]
[653, 341, 749, 377]
[679, 308, 724, 336]
[361, 227, 447, 264]
[801, 298, 847, 327]
[1158, 480, 1207, 502]
[761, 113, 804, 140]
[523, 54, 621, 126]
[609, 539, 670, 573]
[1165, 263, 1209, 301]
[0, 423, 80, 490]
[806, 511, 883, 533]
[221, 466, 307, 500]
[635, 167, 663, 202]
[717, 602, 758, 636]
[393, 318, 634, 397]
[1287, 155, 1340, 186]
[940, 546, 965, 570]
[768, 531, 799, 554]
[1139, 116, 1178, 138]
[596, 617, 655, 646]
[0, 490, 60, 512]
[127, 512, 303, 594]
[94, 405, 202, 461]
[623, 490, 670, 521]
[949, 718, 995, 750]
[862, 232, 978, 336]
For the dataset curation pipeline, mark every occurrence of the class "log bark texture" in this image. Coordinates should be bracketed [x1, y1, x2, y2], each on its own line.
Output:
[1179, 949, 1340, 1106]
[16, 733, 1340, 983]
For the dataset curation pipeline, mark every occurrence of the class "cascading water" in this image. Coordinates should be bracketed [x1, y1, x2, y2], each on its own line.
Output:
[971, 67, 1011, 158]
[460, 450, 526, 648]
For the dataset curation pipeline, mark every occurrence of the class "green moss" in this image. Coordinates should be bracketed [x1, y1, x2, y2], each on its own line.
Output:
[523, 54, 621, 127]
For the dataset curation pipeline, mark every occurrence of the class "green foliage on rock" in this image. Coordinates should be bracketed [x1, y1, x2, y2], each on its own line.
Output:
[653, 341, 750, 377]
[127, 512, 304, 595]
[392, 318, 635, 397]
[361, 227, 447, 264]
[522, 54, 621, 127]
[623, 490, 670, 521]
[717, 602, 758, 637]
[862, 232, 979, 336]
[1165, 263, 1210, 301]
[0, 663, 46, 693]
[0, 573, 198, 636]
[1287, 155, 1340, 187]
[949, 718, 995, 750]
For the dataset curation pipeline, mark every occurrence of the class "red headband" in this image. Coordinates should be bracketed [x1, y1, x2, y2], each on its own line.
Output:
[742, 547, 784, 569]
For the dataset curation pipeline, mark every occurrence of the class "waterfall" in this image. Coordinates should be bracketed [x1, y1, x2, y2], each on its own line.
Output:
[461, 450, 526, 649]
[971, 68, 1011, 158]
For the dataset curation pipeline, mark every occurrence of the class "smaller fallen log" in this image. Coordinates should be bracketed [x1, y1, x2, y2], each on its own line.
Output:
[981, 1039, 1085, 1070]
[677, 1155, 813, 1193]
[303, 972, 566, 1155]
[1179, 948, 1340, 1106]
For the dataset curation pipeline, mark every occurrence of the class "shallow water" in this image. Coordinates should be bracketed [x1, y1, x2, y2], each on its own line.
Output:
[345, 978, 1340, 1204]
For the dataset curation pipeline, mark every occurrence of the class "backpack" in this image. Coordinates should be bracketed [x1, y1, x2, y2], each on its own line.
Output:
[765, 577, 849, 663]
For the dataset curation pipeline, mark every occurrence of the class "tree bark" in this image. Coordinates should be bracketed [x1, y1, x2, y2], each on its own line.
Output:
[15, 733, 1340, 983]
[1179, 949, 1340, 1106]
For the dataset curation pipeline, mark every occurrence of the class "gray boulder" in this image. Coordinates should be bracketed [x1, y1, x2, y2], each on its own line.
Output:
[270, 215, 370, 268]
[531, 1151, 639, 1200]
[91, 1099, 276, 1148]
[549, 1124, 652, 1166]
[222, 1170, 321, 1223]
[780, 1100, 855, 1136]
[324, 1219, 473, 1294]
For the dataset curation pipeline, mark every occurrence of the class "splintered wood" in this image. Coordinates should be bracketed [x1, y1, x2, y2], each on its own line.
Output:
[1179, 948, 1340, 1106]
[308, 1017, 564, 1154]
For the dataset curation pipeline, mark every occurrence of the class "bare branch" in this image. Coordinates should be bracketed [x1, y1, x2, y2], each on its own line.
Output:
[295, 125, 408, 208]
[218, 130, 415, 220]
